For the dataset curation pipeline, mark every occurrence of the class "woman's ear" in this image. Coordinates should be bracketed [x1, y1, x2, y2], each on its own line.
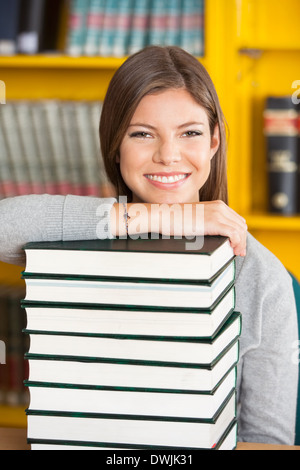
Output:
[210, 124, 220, 160]
[116, 153, 120, 163]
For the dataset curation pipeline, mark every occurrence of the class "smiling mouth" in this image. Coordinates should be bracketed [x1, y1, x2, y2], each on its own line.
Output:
[145, 174, 190, 184]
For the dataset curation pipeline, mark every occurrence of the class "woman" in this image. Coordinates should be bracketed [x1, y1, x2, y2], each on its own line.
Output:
[0, 46, 298, 444]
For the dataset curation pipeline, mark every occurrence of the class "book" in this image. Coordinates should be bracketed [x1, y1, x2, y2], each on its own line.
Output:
[22, 285, 235, 338]
[0, 102, 32, 195]
[127, 0, 149, 55]
[23, 236, 235, 282]
[17, 0, 47, 54]
[67, 0, 90, 56]
[25, 367, 236, 420]
[22, 260, 235, 309]
[26, 390, 236, 449]
[264, 96, 299, 214]
[84, 0, 105, 56]
[24, 339, 239, 392]
[0, 0, 21, 55]
[24, 312, 241, 366]
[0, 112, 16, 198]
[28, 419, 238, 450]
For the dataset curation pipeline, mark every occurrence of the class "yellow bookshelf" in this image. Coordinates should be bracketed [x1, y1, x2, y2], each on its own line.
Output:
[0, 0, 300, 427]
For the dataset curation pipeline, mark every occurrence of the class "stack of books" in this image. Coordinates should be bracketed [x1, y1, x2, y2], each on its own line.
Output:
[22, 235, 241, 450]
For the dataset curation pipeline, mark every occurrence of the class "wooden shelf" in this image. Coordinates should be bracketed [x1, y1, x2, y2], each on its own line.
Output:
[0, 55, 128, 69]
[245, 214, 300, 231]
[0, 406, 27, 428]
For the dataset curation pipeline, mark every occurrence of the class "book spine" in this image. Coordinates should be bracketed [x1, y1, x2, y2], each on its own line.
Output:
[84, 0, 105, 56]
[0, 0, 21, 55]
[98, 0, 119, 57]
[14, 102, 45, 194]
[180, 0, 196, 54]
[192, 0, 204, 56]
[0, 110, 17, 198]
[43, 101, 72, 195]
[59, 101, 85, 195]
[112, 0, 133, 57]
[66, 0, 90, 56]
[264, 97, 298, 215]
[0, 102, 32, 195]
[127, 0, 149, 55]
[164, 0, 181, 47]
[30, 102, 58, 195]
[74, 101, 101, 196]
[17, 0, 46, 55]
[148, 0, 167, 47]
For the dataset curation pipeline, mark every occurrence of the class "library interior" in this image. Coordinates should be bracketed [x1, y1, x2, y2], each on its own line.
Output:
[0, 0, 300, 451]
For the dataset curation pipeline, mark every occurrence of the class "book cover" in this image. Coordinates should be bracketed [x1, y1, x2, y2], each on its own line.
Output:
[264, 96, 298, 214]
[23, 235, 235, 282]
[0, 0, 21, 55]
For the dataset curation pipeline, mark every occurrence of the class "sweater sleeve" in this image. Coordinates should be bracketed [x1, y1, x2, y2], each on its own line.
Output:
[235, 233, 299, 445]
[0, 195, 117, 266]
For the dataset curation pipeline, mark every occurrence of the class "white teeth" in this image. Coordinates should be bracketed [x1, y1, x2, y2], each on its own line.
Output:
[146, 174, 188, 183]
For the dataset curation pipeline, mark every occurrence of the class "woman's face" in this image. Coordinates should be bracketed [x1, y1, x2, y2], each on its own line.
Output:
[119, 88, 220, 204]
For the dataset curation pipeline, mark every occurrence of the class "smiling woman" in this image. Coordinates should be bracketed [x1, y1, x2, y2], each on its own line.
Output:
[0, 45, 298, 445]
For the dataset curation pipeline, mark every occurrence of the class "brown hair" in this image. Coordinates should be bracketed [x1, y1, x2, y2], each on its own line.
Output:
[100, 45, 228, 204]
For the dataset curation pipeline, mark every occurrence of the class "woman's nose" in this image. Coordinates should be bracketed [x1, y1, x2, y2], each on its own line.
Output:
[152, 139, 182, 165]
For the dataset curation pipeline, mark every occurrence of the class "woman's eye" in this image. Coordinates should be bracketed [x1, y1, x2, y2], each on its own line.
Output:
[183, 130, 202, 137]
[130, 131, 152, 139]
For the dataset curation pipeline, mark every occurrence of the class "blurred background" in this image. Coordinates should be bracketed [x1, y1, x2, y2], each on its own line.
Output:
[0, 0, 299, 427]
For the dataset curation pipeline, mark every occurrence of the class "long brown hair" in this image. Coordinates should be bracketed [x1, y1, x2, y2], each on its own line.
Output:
[100, 46, 228, 204]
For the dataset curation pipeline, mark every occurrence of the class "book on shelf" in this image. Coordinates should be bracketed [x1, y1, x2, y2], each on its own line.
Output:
[0, 100, 113, 199]
[264, 96, 299, 215]
[0, 0, 21, 55]
[0, 285, 29, 407]
[22, 235, 241, 450]
[0, 0, 205, 57]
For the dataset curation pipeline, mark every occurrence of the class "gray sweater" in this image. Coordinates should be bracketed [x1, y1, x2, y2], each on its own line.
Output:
[0, 195, 298, 445]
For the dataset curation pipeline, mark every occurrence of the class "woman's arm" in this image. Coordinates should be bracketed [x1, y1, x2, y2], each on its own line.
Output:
[0, 195, 117, 266]
[0, 195, 247, 267]
[111, 200, 248, 256]
[236, 234, 299, 444]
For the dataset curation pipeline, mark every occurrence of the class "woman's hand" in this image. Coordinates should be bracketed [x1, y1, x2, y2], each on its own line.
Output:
[200, 201, 247, 257]
[111, 201, 247, 257]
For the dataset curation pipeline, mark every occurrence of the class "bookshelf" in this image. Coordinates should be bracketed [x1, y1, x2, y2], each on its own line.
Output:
[0, 0, 300, 427]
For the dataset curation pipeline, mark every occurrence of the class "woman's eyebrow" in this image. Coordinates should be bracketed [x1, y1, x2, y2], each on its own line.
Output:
[128, 123, 156, 129]
[128, 121, 205, 129]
